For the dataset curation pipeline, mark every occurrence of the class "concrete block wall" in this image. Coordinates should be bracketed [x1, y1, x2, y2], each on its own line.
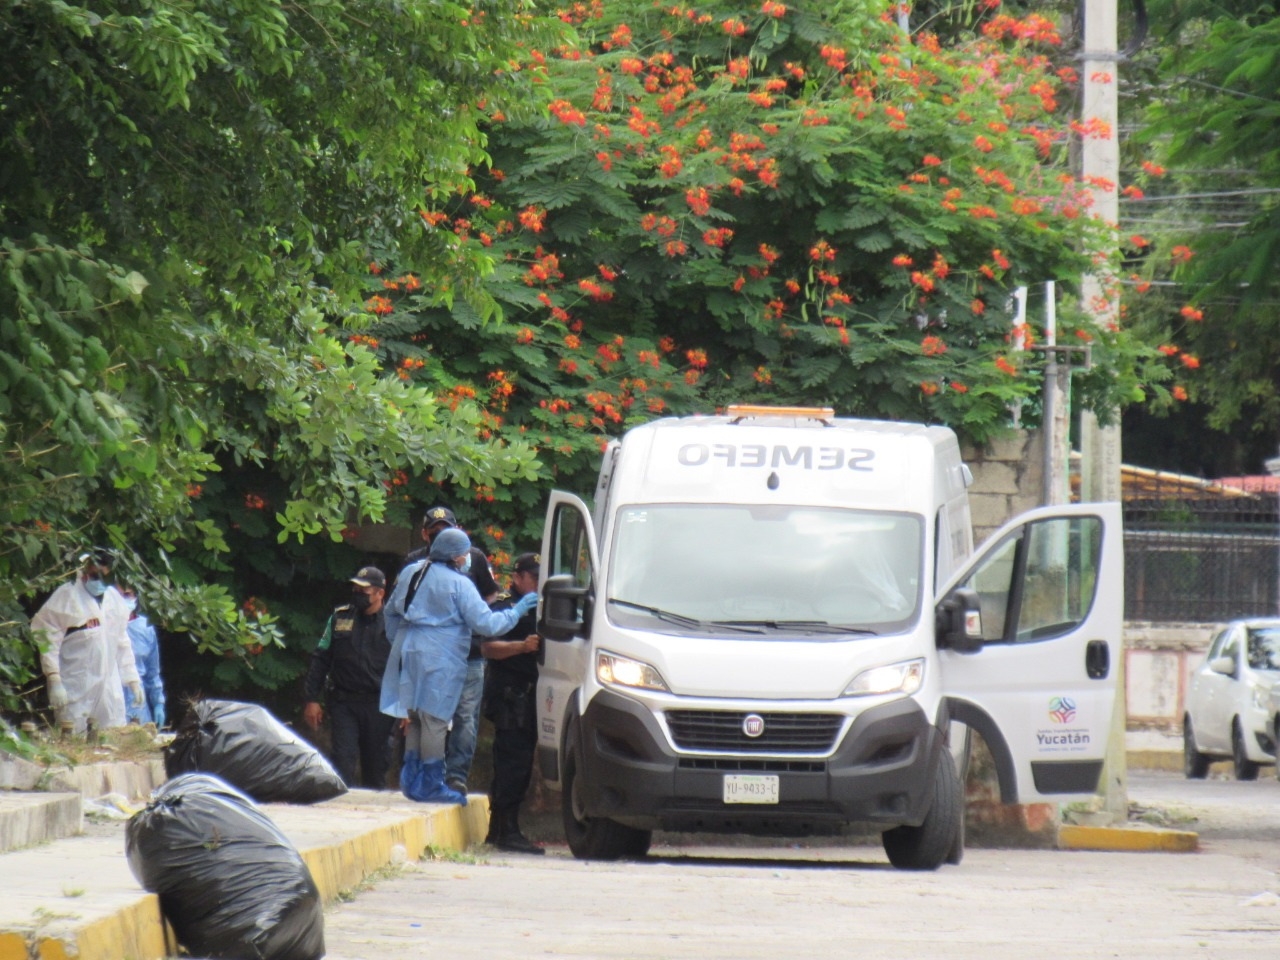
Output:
[962, 431, 1045, 546]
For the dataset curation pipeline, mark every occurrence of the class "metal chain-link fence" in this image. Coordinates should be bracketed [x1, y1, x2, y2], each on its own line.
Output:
[1124, 488, 1280, 622]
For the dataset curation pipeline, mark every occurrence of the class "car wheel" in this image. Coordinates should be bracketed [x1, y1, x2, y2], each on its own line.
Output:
[1183, 718, 1209, 780]
[561, 744, 652, 861]
[1232, 721, 1260, 781]
[882, 751, 962, 871]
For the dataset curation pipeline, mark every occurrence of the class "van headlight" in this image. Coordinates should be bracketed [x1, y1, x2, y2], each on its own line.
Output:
[597, 651, 669, 692]
[843, 659, 925, 697]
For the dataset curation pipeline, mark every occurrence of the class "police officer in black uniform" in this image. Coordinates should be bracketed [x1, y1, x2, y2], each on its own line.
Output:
[481, 552, 544, 854]
[303, 566, 394, 789]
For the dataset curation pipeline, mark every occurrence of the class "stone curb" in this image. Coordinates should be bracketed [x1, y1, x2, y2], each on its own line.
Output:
[1057, 823, 1199, 853]
[0, 793, 82, 854]
[0, 796, 490, 960]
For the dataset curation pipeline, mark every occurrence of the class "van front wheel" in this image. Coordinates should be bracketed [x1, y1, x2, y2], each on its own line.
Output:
[561, 748, 652, 860]
[881, 752, 962, 871]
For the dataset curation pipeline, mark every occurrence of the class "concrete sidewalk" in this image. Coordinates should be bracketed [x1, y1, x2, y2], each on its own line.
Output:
[0, 785, 490, 960]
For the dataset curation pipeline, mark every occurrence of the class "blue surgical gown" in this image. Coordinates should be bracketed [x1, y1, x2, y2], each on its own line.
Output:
[380, 561, 525, 722]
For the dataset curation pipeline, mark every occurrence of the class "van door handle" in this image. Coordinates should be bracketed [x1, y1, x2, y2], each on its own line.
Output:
[1085, 640, 1110, 680]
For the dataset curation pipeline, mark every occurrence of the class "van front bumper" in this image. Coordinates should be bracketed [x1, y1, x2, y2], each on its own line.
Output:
[576, 688, 946, 835]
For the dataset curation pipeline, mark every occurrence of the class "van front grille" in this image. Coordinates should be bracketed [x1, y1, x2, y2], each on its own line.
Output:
[664, 710, 843, 753]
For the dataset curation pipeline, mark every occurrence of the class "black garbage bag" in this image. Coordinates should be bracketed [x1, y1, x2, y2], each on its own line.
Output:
[126, 773, 325, 960]
[165, 699, 347, 804]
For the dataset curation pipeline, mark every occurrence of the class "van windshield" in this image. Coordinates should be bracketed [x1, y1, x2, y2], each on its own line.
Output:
[606, 504, 923, 637]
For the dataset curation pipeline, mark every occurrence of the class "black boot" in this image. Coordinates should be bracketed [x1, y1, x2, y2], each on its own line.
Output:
[493, 807, 544, 855]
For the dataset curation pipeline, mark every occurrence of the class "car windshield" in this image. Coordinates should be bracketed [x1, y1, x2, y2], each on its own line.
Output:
[1246, 626, 1280, 671]
[606, 503, 923, 637]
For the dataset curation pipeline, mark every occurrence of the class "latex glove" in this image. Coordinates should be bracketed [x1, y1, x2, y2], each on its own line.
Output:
[128, 681, 143, 704]
[47, 673, 68, 709]
[302, 701, 324, 730]
[514, 592, 539, 617]
[153, 703, 166, 729]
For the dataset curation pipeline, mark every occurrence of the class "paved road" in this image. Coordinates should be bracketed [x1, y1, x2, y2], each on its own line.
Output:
[323, 772, 1280, 960]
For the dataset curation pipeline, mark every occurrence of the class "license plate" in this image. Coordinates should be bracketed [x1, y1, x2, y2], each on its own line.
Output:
[722, 774, 779, 804]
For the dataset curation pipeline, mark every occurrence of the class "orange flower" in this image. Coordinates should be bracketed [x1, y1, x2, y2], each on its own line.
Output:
[1179, 305, 1203, 322]
[1180, 354, 1200, 369]
[921, 335, 947, 356]
[1170, 245, 1194, 263]
[1172, 385, 1188, 401]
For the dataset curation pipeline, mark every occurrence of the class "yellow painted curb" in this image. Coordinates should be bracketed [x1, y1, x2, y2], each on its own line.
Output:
[1057, 823, 1199, 853]
[18, 798, 489, 960]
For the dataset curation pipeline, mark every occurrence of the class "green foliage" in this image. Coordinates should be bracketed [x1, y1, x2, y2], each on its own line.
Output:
[0, 0, 564, 711]
[1130, 4, 1280, 436]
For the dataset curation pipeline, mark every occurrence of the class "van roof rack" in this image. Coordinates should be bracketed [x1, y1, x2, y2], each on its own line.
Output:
[725, 404, 836, 423]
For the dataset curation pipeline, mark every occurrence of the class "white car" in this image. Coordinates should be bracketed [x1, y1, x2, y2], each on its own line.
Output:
[1184, 619, 1280, 780]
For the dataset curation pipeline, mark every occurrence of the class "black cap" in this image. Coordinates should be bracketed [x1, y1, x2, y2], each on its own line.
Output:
[513, 552, 541, 575]
[350, 566, 387, 589]
[422, 505, 456, 530]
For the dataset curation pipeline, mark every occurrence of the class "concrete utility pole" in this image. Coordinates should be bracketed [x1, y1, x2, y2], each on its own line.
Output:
[1078, 0, 1128, 824]
[1039, 282, 1072, 506]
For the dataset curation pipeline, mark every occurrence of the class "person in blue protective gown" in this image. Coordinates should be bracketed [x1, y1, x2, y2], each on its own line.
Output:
[119, 587, 166, 728]
[380, 528, 538, 805]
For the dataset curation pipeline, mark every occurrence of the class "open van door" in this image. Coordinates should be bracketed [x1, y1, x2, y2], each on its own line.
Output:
[534, 491, 599, 787]
[938, 502, 1123, 804]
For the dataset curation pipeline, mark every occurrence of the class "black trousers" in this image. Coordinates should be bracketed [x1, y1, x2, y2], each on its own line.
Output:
[330, 698, 394, 789]
[487, 682, 538, 815]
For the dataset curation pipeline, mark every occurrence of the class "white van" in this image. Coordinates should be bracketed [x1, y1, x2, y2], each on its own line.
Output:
[535, 406, 1122, 869]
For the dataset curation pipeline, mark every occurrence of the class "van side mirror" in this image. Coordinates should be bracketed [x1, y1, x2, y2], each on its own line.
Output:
[539, 573, 592, 642]
[936, 587, 984, 654]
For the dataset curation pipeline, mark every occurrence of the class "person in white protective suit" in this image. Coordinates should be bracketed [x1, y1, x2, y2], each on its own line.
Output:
[30, 548, 142, 732]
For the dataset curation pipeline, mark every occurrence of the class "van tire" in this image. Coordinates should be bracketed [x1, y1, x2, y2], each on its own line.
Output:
[882, 752, 961, 871]
[561, 746, 652, 860]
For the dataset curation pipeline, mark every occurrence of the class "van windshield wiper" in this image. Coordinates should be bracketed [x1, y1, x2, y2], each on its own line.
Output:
[713, 620, 878, 636]
[608, 599, 764, 633]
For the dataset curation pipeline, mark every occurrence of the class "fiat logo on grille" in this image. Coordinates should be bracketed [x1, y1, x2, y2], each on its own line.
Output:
[742, 714, 766, 738]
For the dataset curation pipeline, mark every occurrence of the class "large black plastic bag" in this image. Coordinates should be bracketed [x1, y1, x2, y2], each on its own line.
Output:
[126, 773, 325, 960]
[165, 699, 347, 804]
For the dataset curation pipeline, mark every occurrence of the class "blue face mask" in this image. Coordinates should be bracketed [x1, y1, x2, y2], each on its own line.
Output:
[458, 554, 472, 575]
[123, 597, 138, 613]
[84, 578, 107, 598]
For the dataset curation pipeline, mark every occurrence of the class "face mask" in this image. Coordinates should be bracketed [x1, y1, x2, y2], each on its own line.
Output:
[352, 591, 373, 612]
[458, 554, 472, 575]
[123, 597, 138, 612]
[84, 578, 107, 598]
